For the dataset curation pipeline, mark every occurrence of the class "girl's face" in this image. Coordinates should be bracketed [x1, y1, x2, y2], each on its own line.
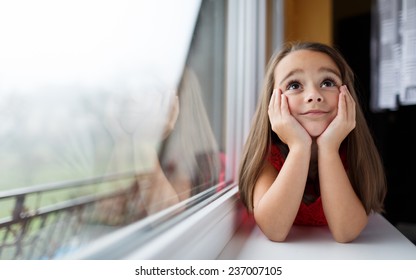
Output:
[274, 50, 342, 137]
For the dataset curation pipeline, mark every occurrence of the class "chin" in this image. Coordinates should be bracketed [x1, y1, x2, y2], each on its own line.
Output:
[304, 126, 327, 138]
[308, 132, 324, 138]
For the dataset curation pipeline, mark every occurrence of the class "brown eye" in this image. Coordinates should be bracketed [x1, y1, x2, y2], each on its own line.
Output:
[287, 81, 301, 91]
[321, 79, 336, 88]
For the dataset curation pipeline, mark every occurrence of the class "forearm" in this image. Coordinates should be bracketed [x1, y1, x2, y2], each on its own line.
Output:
[318, 149, 368, 243]
[254, 146, 310, 241]
[139, 162, 180, 214]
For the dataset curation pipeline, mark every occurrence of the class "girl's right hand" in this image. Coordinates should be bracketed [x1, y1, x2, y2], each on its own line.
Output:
[268, 89, 312, 149]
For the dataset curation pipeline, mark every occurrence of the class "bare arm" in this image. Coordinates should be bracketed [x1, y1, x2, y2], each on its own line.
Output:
[136, 147, 190, 215]
[253, 146, 311, 241]
[317, 85, 367, 243]
[253, 89, 312, 241]
[139, 157, 181, 214]
[318, 149, 367, 243]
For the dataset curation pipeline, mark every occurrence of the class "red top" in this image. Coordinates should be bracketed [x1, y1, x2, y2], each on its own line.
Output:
[268, 144, 348, 226]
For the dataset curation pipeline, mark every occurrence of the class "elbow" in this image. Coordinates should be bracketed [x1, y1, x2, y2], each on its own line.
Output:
[332, 233, 358, 243]
[256, 219, 291, 242]
[329, 213, 368, 243]
[330, 222, 366, 243]
[258, 226, 289, 242]
[253, 209, 292, 242]
[267, 232, 289, 242]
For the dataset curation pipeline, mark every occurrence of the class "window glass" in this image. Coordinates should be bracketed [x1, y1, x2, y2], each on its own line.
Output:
[126, 0, 227, 217]
[0, 0, 230, 259]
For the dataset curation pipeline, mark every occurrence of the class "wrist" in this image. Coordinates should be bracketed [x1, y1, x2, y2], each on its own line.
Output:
[288, 137, 312, 150]
[317, 144, 340, 158]
[288, 142, 312, 154]
[316, 137, 341, 152]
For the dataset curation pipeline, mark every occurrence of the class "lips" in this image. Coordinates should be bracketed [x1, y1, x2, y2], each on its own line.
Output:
[301, 109, 328, 115]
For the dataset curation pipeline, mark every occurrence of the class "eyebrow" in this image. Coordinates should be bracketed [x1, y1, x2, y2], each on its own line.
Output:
[278, 67, 341, 86]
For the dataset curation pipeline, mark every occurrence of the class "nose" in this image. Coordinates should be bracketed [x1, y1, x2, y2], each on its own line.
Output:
[305, 86, 323, 103]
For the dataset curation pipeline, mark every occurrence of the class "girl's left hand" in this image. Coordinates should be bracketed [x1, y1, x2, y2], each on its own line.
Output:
[317, 85, 356, 151]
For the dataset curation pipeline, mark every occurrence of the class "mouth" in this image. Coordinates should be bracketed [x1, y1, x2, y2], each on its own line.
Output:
[301, 110, 328, 116]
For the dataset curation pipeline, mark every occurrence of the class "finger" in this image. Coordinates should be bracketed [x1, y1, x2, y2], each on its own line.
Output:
[269, 88, 282, 118]
[341, 85, 356, 121]
[342, 85, 352, 105]
[268, 89, 275, 110]
[337, 88, 347, 119]
[280, 91, 291, 116]
[274, 88, 281, 110]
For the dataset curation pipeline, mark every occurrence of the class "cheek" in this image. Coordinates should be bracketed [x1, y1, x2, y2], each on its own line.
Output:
[328, 95, 339, 120]
[285, 96, 301, 113]
[331, 96, 339, 110]
[325, 90, 339, 106]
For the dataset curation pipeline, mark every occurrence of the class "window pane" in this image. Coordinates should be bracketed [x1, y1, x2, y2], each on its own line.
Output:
[0, 0, 213, 259]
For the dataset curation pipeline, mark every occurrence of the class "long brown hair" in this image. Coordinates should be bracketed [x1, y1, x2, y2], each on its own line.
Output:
[238, 41, 386, 214]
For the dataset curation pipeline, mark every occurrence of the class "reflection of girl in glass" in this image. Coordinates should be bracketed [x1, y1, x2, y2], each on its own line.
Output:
[138, 67, 222, 215]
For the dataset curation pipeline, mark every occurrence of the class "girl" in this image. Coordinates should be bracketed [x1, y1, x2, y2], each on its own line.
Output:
[238, 42, 387, 243]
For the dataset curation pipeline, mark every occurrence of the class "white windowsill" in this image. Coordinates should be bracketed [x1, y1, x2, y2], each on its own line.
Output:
[125, 185, 240, 259]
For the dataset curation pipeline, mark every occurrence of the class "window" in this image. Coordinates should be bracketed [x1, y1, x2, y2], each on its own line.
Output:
[0, 0, 275, 259]
[0, 0, 220, 259]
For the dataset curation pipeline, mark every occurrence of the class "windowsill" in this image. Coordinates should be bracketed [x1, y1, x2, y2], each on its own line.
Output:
[124, 184, 240, 259]
[218, 213, 416, 260]
[64, 184, 241, 259]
